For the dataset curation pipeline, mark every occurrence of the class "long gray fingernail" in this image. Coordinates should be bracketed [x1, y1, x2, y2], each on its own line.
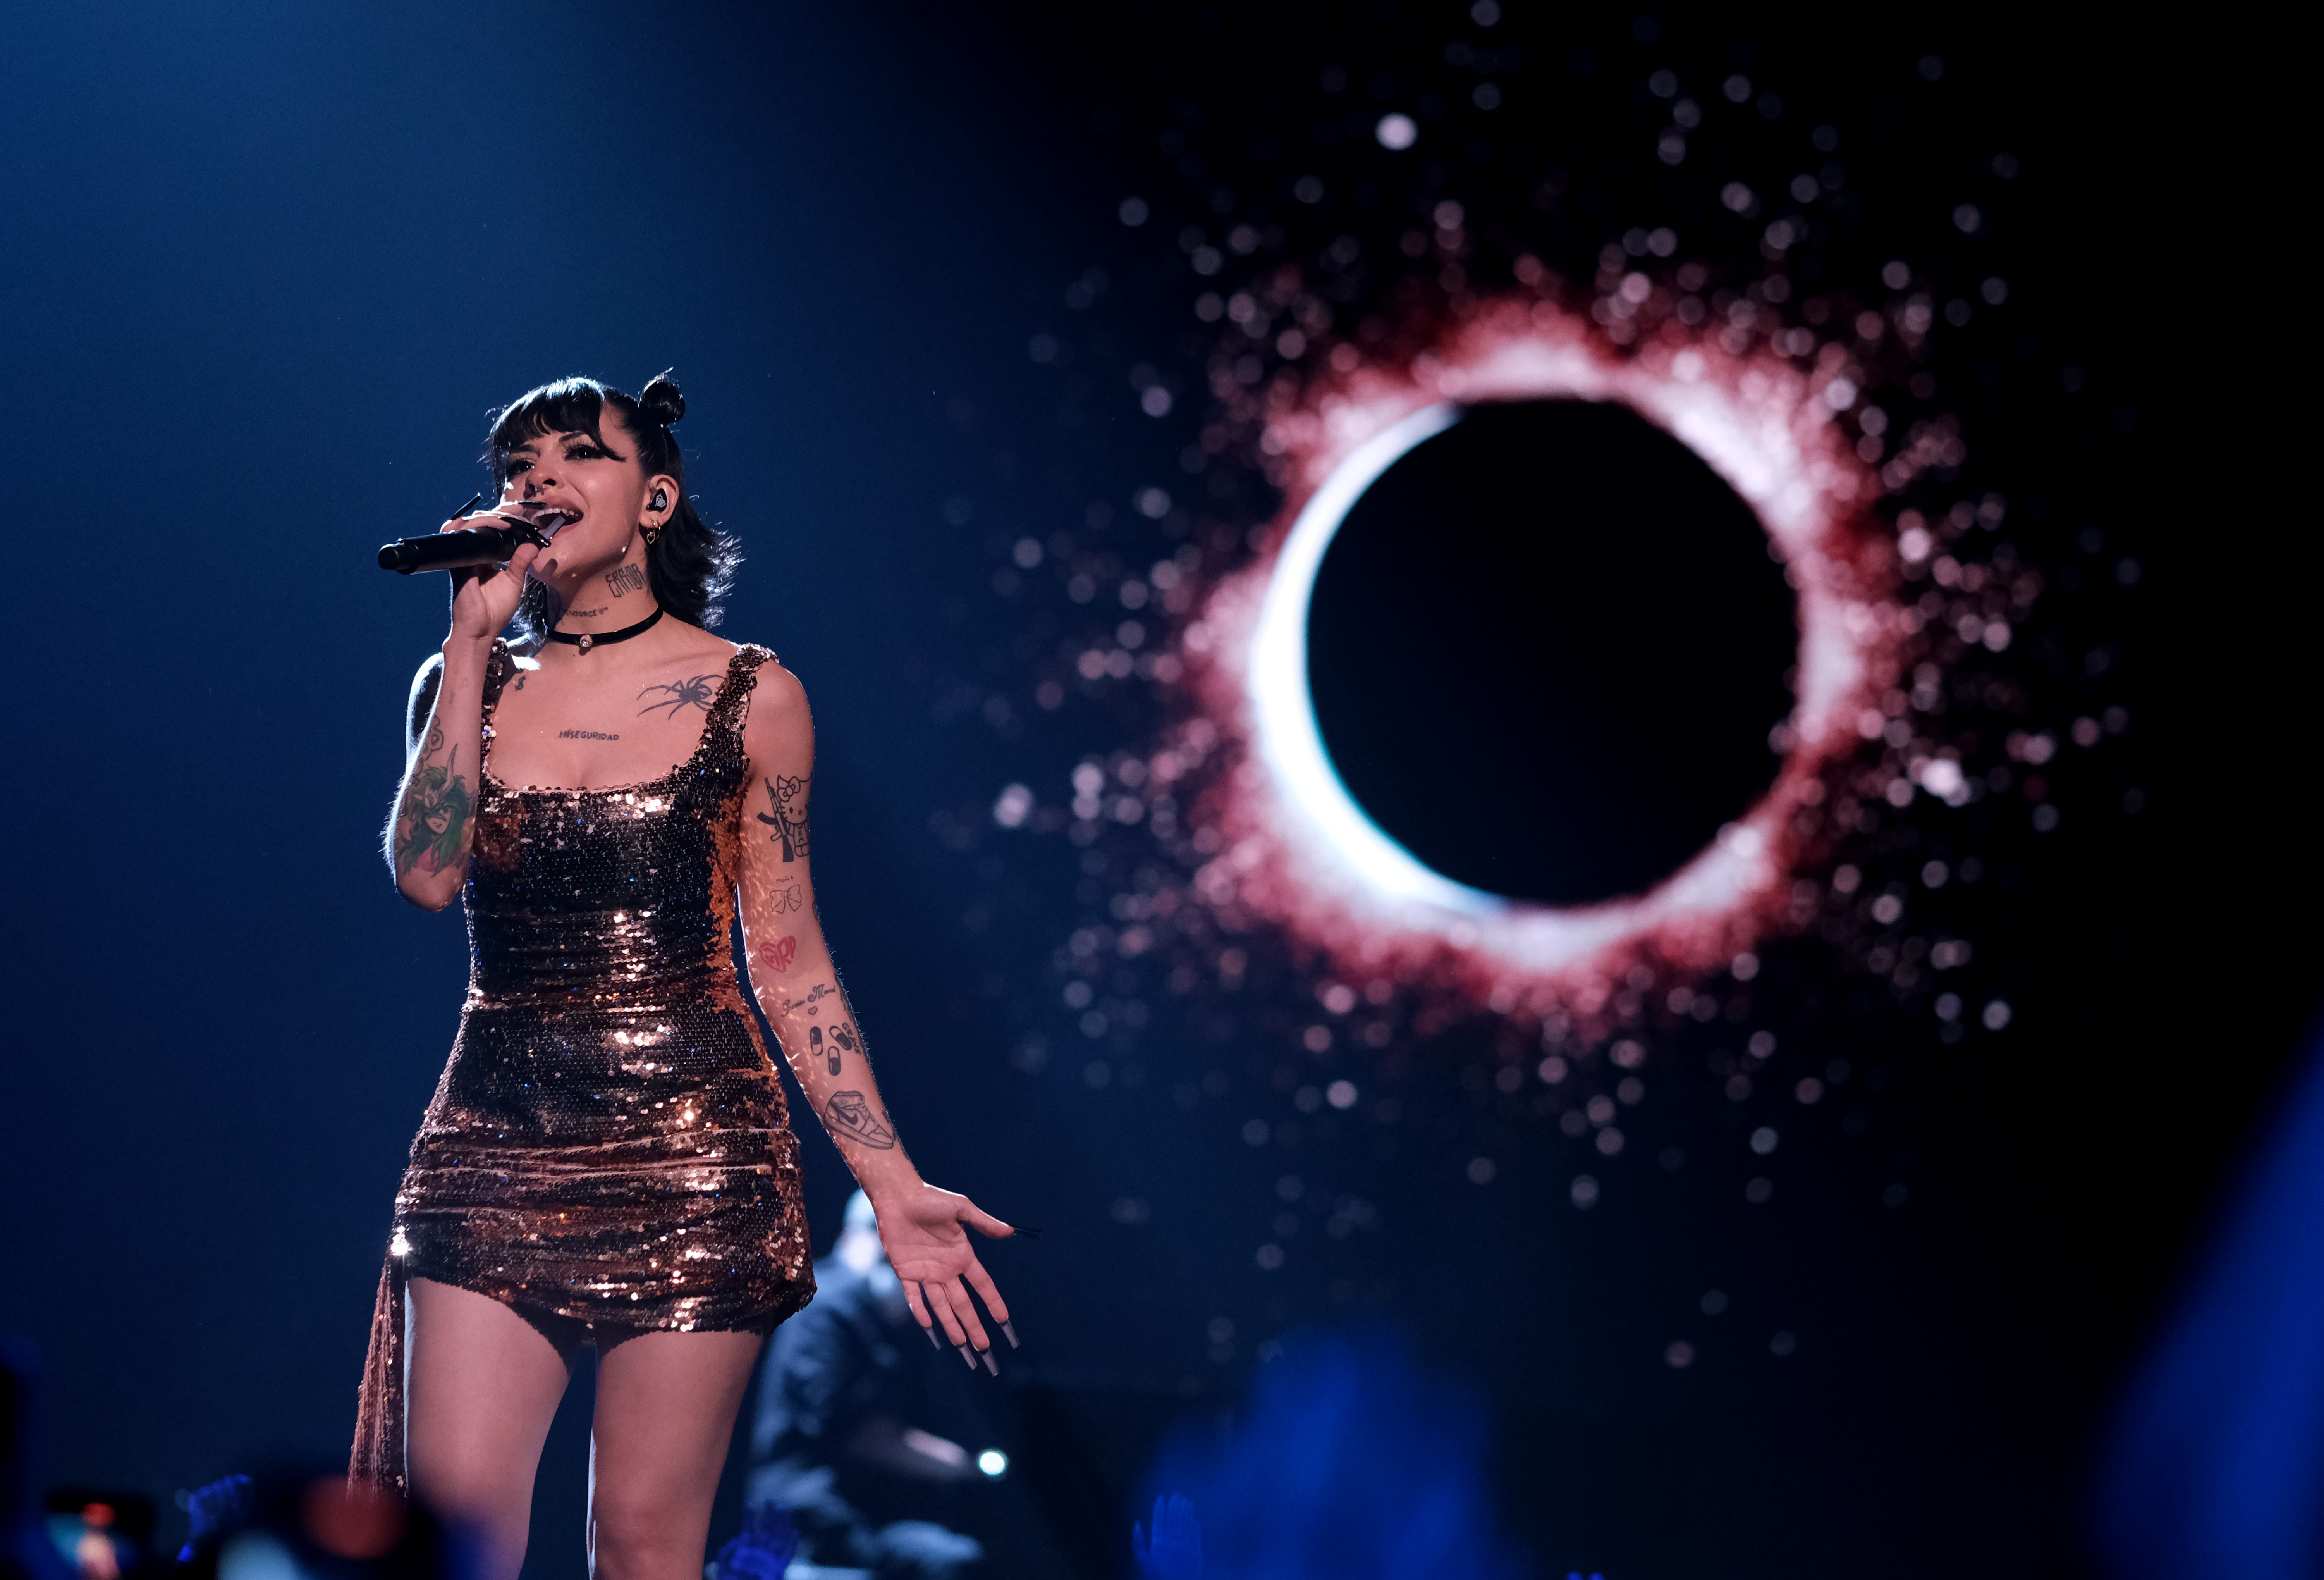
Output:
[981, 1348, 999, 1375]
[1001, 1321, 1020, 1349]
[924, 1323, 942, 1349]
[956, 1343, 976, 1369]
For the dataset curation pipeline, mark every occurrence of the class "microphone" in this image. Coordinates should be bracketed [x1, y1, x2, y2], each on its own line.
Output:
[376, 498, 571, 573]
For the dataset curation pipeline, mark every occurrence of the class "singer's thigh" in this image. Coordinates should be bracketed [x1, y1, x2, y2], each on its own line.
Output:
[586, 1327, 765, 1580]
[404, 1277, 573, 1571]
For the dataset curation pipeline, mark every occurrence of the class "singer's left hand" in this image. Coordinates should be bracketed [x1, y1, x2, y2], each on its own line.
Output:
[873, 1182, 1016, 1352]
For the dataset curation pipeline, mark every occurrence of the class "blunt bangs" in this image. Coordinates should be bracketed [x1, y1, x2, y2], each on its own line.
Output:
[478, 372, 739, 641]
[485, 378, 622, 479]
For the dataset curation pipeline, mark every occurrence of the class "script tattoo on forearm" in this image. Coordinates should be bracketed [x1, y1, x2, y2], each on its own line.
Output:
[394, 724, 473, 878]
[755, 775, 811, 861]
[780, 984, 836, 1015]
[637, 673, 720, 718]
[823, 1090, 896, 1150]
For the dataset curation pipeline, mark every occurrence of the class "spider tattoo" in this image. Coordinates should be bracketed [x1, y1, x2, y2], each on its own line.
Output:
[638, 672, 722, 719]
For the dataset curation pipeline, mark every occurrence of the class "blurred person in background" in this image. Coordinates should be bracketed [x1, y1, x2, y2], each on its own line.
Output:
[745, 1193, 990, 1579]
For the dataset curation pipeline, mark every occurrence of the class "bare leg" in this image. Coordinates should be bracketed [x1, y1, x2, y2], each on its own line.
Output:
[404, 1278, 575, 1580]
[586, 1328, 766, 1580]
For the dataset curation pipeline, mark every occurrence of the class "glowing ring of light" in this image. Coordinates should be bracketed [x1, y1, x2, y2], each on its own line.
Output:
[1187, 295, 1900, 1012]
[1249, 402, 1484, 913]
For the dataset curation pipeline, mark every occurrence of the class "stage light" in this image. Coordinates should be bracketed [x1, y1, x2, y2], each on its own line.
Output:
[1246, 402, 1475, 916]
[1374, 113, 1416, 150]
[1175, 291, 1910, 1024]
[901, 1429, 969, 1472]
[977, 1449, 1008, 1478]
[220, 1532, 302, 1580]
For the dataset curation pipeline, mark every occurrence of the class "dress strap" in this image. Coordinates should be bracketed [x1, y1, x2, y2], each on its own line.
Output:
[476, 640, 515, 769]
[707, 644, 776, 742]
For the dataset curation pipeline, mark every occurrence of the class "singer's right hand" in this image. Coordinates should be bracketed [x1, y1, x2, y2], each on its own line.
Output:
[444, 506, 546, 645]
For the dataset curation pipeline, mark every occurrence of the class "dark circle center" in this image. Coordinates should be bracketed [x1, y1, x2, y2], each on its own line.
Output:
[1305, 399, 1797, 906]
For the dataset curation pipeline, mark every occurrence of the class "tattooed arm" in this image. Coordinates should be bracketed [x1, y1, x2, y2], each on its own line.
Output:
[385, 644, 487, 910]
[735, 661, 1018, 1351]
[382, 519, 540, 911]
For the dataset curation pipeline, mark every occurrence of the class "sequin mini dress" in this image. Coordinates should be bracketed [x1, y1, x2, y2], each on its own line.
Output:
[352, 641, 815, 1489]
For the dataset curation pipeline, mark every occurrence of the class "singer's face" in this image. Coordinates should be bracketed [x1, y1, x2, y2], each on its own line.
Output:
[497, 414, 664, 582]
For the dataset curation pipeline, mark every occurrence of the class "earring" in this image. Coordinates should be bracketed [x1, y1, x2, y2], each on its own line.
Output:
[641, 524, 661, 546]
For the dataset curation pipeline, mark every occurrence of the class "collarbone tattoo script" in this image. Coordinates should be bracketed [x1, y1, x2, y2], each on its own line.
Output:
[557, 728, 619, 741]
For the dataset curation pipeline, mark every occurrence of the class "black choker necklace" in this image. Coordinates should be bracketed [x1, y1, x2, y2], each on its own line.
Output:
[549, 607, 663, 653]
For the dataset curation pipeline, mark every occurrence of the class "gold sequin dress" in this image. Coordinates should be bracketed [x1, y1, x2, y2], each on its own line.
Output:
[352, 642, 815, 1489]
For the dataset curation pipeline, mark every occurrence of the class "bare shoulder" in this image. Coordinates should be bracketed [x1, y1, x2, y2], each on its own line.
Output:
[738, 649, 811, 761]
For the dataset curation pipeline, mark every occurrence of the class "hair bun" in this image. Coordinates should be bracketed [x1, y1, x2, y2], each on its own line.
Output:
[637, 371, 685, 427]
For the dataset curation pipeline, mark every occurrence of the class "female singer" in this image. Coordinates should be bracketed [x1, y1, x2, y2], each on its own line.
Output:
[352, 372, 1017, 1580]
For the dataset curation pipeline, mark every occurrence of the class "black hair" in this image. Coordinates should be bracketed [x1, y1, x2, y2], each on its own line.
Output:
[482, 371, 739, 643]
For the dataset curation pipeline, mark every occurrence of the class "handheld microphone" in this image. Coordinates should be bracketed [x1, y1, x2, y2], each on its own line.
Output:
[376, 497, 569, 573]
